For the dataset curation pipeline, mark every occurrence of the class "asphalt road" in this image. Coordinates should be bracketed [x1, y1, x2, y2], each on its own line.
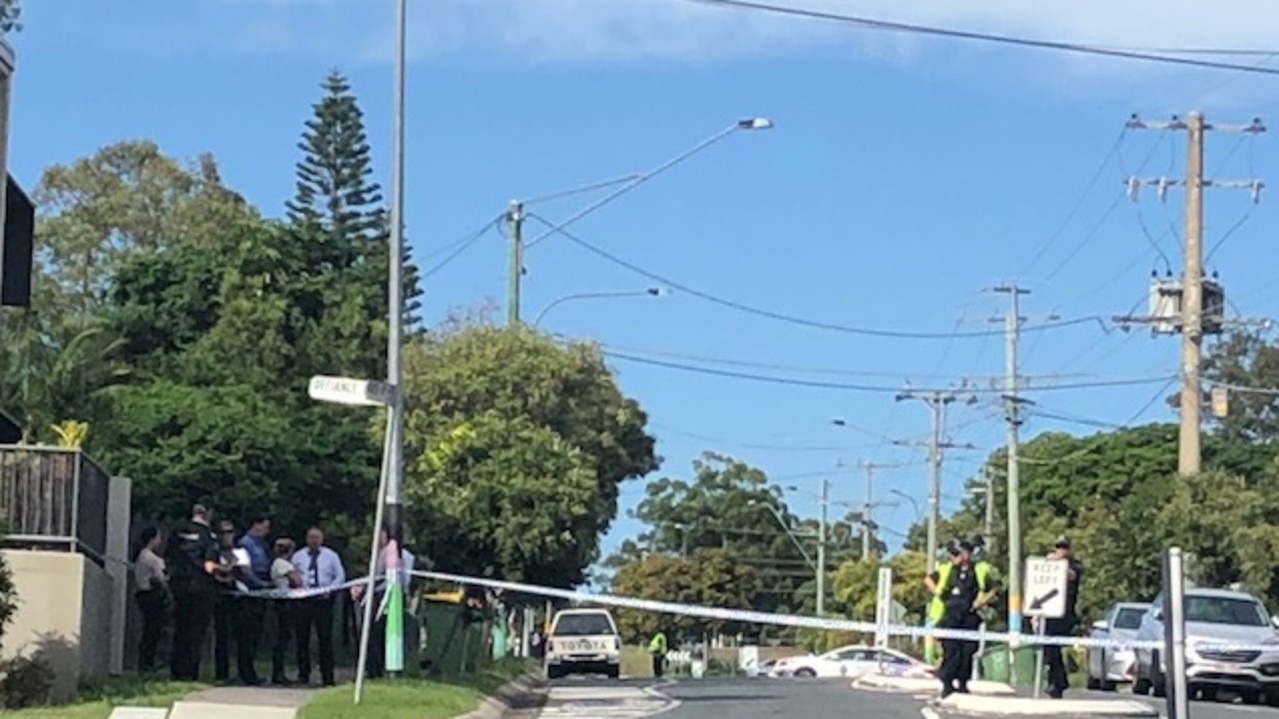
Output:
[529, 676, 1279, 719]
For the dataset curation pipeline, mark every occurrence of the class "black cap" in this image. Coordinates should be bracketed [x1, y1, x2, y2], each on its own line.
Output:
[1055, 535, 1072, 549]
[957, 539, 975, 553]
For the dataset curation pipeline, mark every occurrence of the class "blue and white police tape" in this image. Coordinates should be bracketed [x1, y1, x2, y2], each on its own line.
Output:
[237, 577, 372, 600]
[409, 569, 1279, 656]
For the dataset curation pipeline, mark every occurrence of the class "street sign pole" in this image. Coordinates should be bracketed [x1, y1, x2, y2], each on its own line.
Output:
[1022, 557, 1069, 695]
[874, 566, 893, 649]
[306, 375, 396, 703]
[1165, 548, 1190, 719]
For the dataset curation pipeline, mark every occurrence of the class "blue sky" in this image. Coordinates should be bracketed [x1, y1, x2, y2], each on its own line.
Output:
[13, 1, 1279, 563]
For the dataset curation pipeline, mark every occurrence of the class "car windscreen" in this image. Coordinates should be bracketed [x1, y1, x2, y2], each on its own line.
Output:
[1114, 608, 1146, 629]
[552, 613, 616, 636]
[1186, 596, 1269, 627]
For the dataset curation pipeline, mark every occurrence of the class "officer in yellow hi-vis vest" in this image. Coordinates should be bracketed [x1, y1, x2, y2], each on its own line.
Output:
[648, 630, 668, 678]
[924, 538, 997, 696]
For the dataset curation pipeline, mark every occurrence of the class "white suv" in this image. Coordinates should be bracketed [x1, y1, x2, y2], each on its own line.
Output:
[545, 608, 622, 680]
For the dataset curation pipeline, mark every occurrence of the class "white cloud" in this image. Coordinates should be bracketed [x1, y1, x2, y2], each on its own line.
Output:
[60, 0, 1279, 96]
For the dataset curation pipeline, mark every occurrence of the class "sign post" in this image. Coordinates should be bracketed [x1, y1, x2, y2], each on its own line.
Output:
[874, 566, 893, 649]
[1164, 548, 1190, 719]
[308, 375, 398, 703]
[1023, 557, 1069, 697]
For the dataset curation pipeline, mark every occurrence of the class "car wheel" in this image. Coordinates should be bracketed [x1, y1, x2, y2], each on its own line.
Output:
[794, 668, 817, 678]
[1200, 686, 1219, 702]
[1242, 690, 1262, 705]
[607, 666, 621, 680]
[547, 666, 563, 680]
[1263, 688, 1279, 706]
[1132, 660, 1152, 696]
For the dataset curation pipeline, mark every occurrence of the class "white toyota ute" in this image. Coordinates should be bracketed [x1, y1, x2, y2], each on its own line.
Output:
[544, 608, 622, 679]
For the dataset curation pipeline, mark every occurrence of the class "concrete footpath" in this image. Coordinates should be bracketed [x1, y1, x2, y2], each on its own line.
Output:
[851, 674, 1016, 695]
[925, 693, 1159, 718]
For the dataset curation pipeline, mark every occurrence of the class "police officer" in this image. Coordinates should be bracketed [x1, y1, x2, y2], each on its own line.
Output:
[928, 540, 996, 697]
[167, 503, 221, 681]
[649, 629, 668, 678]
[1043, 535, 1083, 699]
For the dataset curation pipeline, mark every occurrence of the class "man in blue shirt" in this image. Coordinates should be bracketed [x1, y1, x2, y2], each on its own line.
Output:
[226, 515, 272, 685]
[292, 526, 346, 686]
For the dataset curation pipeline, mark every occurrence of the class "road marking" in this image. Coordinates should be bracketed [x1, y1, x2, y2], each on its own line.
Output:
[540, 682, 680, 718]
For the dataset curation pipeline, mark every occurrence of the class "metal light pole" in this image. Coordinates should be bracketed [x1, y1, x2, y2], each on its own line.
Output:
[356, 0, 409, 700]
[532, 288, 663, 327]
[817, 478, 828, 617]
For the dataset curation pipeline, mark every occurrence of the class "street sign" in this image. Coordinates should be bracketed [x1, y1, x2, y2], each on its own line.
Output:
[307, 375, 394, 407]
[874, 566, 893, 648]
[1023, 557, 1069, 618]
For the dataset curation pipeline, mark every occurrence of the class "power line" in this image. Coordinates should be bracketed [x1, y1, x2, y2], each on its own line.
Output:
[528, 213, 1111, 340]
[419, 217, 501, 279]
[680, 0, 1279, 75]
[585, 339, 1098, 382]
[603, 349, 1177, 394]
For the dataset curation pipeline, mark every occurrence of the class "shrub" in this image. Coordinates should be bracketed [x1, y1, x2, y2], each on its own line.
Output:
[0, 656, 55, 709]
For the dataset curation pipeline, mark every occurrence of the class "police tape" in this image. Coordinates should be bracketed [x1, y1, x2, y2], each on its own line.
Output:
[408, 569, 1279, 656]
[237, 577, 371, 600]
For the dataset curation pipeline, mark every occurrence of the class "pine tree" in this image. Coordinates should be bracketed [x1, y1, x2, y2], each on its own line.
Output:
[287, 70, 422, 328]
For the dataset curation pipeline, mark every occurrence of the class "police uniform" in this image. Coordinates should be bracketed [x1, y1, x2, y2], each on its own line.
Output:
[931, 541, 990, 697]
[1044, 536, 1084, 699]
[167, 514, 220, 681]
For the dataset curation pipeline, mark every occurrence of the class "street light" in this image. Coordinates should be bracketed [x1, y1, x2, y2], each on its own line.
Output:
[506, 117, 775, 324]
[532, 287, 665, 327]
[889, 489, 922, 520]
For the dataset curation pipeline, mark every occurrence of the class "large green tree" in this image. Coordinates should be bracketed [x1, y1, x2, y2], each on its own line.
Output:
[34, 140, 255, 320]
[286, 70, 422, 330]
[1204, 331, 1279, 444]
[400, 324, 658, 587]
[609, 549, 761, 643]
[98, 220, 383, 543]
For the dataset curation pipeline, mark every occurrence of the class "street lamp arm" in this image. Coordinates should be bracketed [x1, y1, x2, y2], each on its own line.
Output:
[532, 288, 662, 327]
[524, 118, 773, 250]
[757, 503, 816, 571]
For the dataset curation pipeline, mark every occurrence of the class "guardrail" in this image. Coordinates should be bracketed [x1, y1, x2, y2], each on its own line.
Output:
[0, 445, 110, 562]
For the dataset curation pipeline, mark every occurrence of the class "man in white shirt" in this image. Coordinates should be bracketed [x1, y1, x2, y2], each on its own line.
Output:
[291, 526, 346, 686]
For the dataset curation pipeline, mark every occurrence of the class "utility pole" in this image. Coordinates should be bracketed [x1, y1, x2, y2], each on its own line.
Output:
[506, 201, 524, 325]
[817, 477, 828, 616]
[1121, 113, 1265, 476]
[894, 391, 977, 576]
[861, 464, 874, 560]
[982, 465, 995, 552]
[994, 284, 1029, 641]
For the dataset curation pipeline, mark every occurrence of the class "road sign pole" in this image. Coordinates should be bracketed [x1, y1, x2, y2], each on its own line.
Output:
[1032, 620, 1046, 698]
[1165, 548, 1189, 719]
[1022, 557, 1069, 693]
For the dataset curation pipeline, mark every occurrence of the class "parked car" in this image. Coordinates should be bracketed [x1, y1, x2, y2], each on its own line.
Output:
[1087, 602, 1150, 691]
[544, 608, 622, 679]
[769, 645, 933, 679]
[1133, 587, 1279, 704]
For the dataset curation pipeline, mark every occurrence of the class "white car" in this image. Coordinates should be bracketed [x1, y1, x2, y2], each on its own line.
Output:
[544, 608, 622, 680]
[770, 645, 933, 679]
[1133, 587, 1279, 704]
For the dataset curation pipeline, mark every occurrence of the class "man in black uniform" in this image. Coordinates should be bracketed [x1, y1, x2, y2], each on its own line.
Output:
[934, 540, 996, 697]
[167, 503, 221, 681]
[1043, 535, 1084, 699]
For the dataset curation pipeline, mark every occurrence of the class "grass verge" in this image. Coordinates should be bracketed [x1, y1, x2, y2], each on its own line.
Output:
[0, 676, 207, 719]
[298, 659, 533, 719]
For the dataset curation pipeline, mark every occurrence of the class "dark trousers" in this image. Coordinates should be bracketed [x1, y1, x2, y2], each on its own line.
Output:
[1044, 617, 1075, 697]
[272, 602, 294, 682]
[651, 654, 665, 678]
[296, 597, 336, 685]
[170, 590, 216, 681]
[939, 621, 978, 694]
[136, 588, 167, 673]
[214, 595, 263, 683]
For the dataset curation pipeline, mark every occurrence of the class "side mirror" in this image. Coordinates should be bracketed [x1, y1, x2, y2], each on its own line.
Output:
[1152, 608, 1164, 621]
[1092, 620, 1108, 632]
[1271, 616, 1279, 629]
